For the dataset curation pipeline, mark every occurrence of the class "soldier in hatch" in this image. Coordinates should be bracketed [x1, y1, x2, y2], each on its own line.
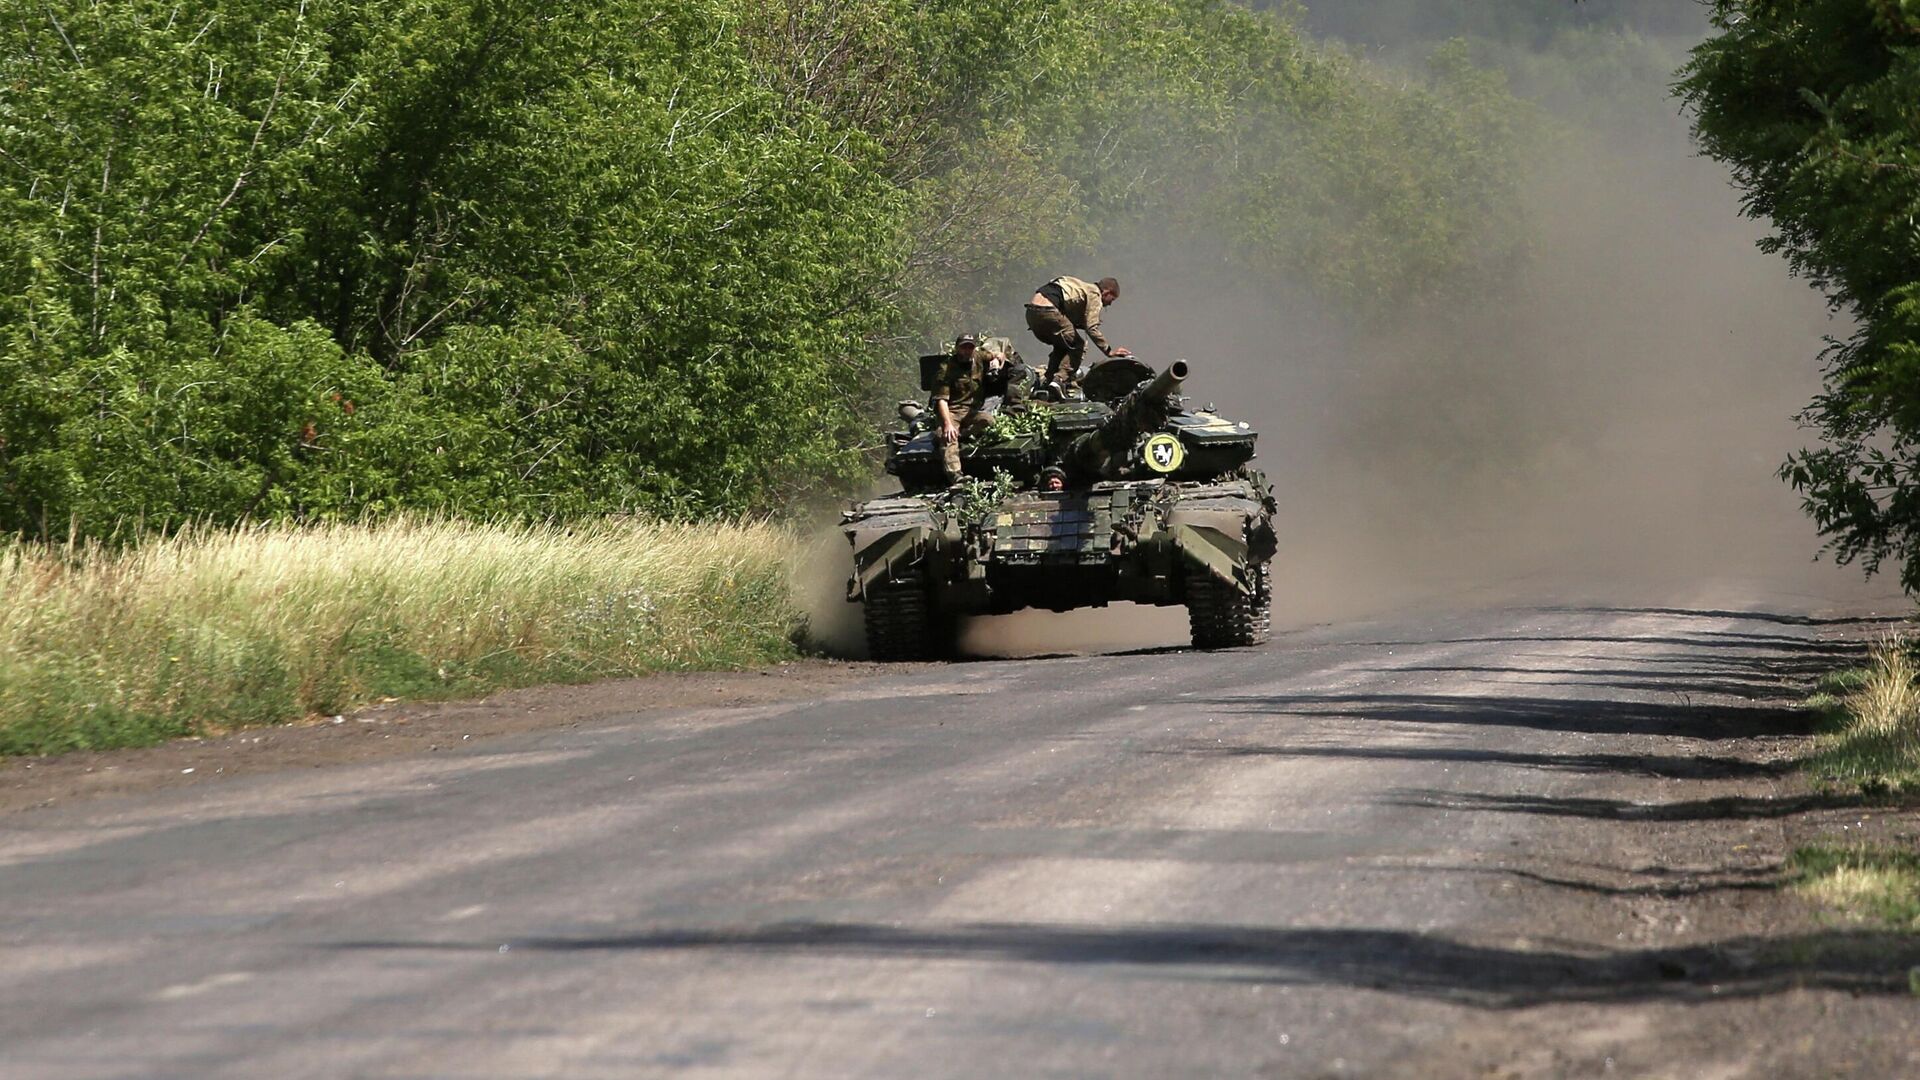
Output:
[1025, 275, 1132, 397]
[931, 331, 1026, 486]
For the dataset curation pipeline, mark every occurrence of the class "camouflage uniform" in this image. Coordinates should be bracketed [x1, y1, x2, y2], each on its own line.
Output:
[930, 336, 1011, 483]
[1025, 276, 1115, 390]
[929, 334, 1036, 482]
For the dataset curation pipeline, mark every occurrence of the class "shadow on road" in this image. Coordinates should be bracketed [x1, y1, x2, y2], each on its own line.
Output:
[1534, 606, 1910, 629]
[1151, 743, 1794, 782]
[1440, 862, 1789, 900]
[1194, 614, 1872, 740]
[333, 921, 1920, 1008]
[1355, 632, 1872, 654]
[1384, 788, 1876, 822]
[1351, 664, 1832, 699]
[1198, 692, 1811, 741]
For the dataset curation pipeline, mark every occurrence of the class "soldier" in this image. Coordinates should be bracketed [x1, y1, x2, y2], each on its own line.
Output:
[930, 331, 1011, 486]
[1038, 465, 1067, 493]
[978, 334, 1037, 407]
[1025, 275, 1132, 397]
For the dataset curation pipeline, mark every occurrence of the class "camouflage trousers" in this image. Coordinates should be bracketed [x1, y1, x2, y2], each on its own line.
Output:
[1025, 303, 1084, 389]
[939, 402, 992, 482]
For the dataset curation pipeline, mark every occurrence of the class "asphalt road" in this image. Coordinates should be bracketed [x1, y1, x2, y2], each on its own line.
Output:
[5, 603, 1919, 1078]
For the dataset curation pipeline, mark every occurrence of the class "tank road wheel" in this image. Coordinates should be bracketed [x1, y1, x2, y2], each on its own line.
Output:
[864, 574, 938, 661]
[1187, 563, 1271, 650]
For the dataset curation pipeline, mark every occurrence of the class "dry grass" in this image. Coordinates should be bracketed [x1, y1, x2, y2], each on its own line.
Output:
[1788, 640, 1920, 937]
[1792, 846, 1920, 931]
[1837, 635, 1919, 739]
[0, 518, 803, 755]
[1807, 633, 1920, 796]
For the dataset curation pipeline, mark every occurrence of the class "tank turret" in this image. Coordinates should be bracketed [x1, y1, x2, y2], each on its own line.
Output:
[1065, 359, 1189, 481]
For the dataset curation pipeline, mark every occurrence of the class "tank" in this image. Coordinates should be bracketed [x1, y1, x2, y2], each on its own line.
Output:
[842, 356, 1278, 660]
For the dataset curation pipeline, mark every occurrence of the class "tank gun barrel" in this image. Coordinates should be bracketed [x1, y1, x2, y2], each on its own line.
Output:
[1144, 359, 1188, 406]
[1065, 359, 1191, 480]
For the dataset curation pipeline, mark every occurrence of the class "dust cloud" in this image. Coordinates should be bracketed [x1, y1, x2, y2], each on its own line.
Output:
[816, 26, 1907, 660]
[798, 529, 870, 658]
[1097, 62, 1904, 632]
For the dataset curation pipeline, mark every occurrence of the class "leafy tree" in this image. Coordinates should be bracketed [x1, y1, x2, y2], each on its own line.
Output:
[1, 1, 905, 530]
[1, 0, 1535, 534]
[1681, 1, 1920, 588]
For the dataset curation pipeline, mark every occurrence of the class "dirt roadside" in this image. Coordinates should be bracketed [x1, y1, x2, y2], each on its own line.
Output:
[0, 659, 915, 815]
[1399, 770, 1920, 1078]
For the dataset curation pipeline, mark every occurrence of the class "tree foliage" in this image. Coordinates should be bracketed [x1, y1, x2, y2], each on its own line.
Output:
[1681, 1, 1920, 588]
[750, 0, 1534, 320]
[0, 0, 1534, 533]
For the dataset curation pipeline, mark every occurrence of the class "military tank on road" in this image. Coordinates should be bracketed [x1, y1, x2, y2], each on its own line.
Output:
[842, 356, 1277, 659]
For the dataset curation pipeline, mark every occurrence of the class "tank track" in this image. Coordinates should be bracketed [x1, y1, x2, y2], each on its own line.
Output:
[1187, 563, 1271, 649]
[863, 574, 937, 661]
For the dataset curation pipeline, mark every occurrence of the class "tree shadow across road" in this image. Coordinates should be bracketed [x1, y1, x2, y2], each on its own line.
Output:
[1199, 609, 1871, 739]
[1352, 632, 1871, 654]
[1351, 664, 1832, 700]
[1152, 742, 1793, 782]
[1534, 606, 1909, 630]
[1441, 861, 1790, 900]
[333, 920, 1920, 1008]
[1383, 788, 1875, 822]
[1197, 691, 1812, 741]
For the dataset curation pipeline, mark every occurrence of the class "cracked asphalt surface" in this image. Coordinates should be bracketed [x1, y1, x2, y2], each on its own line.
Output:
[4, 603, 1919, 1078]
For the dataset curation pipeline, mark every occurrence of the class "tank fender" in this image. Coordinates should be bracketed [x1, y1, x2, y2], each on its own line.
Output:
[1169, 523, 1249, 592]
[842, 504, 938, 600]
[1166, 497, 1265, 594]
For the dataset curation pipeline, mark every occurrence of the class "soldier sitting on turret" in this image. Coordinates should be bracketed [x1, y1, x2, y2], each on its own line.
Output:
[931, 332, 1028, 486]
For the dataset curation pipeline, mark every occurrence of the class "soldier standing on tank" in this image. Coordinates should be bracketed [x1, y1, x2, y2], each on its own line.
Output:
[1025, 275, 1132, 397]
[931, 332, 1007, 486]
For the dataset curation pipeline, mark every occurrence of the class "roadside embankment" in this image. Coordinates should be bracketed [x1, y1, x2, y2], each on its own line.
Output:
[0, 518, 802, 756]
[1796, 635, 1920, 933]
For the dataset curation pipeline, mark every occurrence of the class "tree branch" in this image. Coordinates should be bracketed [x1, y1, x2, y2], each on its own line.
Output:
[177, 2, 305, 269]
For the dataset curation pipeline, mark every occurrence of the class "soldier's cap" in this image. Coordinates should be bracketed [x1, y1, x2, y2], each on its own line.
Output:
[1040, 465, 1066, 479]
[955, 332, 978, 347]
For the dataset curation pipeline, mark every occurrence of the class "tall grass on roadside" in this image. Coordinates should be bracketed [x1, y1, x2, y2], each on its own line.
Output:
[1796, 642, 1920, 936]
[1806, 633, 1920, 796]
[1792, 846, 1920, 932]
[0, 518, 801, 755]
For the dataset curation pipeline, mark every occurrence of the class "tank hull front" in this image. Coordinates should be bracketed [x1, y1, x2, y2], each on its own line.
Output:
[842, 476, 1276, 621]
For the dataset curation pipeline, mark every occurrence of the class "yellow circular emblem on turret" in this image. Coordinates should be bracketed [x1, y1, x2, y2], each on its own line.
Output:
[1142, 433, 1186, 474]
